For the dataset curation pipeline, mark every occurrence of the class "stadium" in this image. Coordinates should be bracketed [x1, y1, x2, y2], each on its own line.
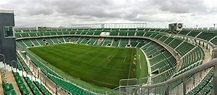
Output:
[0, 1, 217, 95]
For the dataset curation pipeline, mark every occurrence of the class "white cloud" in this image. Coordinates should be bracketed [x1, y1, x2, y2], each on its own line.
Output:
[0, 0, 217, 28]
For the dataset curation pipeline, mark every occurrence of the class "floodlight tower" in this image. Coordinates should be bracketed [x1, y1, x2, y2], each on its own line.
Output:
[0, 10, 17, 68]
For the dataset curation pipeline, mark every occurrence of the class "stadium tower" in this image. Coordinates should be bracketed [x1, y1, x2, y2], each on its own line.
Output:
[0, 10, 16, 68]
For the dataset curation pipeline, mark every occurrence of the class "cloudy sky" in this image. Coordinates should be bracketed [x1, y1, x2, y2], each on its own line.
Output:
[0, 0, 217, 28]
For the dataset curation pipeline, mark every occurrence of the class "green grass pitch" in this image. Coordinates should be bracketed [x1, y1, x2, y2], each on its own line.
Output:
[29, 44, 137, 88]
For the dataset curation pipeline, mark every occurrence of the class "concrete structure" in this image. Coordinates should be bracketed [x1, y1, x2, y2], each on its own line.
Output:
[0, 10, 16, 67]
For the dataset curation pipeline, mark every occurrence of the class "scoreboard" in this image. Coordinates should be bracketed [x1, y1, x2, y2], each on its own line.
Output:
[169, 23, 183, 33]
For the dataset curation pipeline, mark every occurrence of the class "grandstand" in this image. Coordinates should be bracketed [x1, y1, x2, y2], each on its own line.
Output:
[0, 11, 217, 95]
[12, 24, 217, 95]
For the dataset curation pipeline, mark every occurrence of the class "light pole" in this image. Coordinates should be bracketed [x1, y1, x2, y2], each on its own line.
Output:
[0, 54, 6, 70]
[145, 22, 147, 28]
[10, 60, 16, 71]
[196, 25, 198, 29]
[38, 68, 40, 82]
[16, 62, 18, 72]
[214, 24, 216, 30]
[31, 65, 34, 80]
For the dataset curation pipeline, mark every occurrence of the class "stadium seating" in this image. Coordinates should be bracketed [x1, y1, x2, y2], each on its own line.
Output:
[50, 38, 59, 44]
[187, 31, 200, 37]
[30, 30, 37, 32]
[23, 77, 41, 95]
[28, 32, 37, 37]
[86, 31, 94, 35]
[153, 34, 163, 40]
[178, 29, 189, 35]
[31, 39, 40, 46]
[17, 54, 30, 73]
[69, 31, 76, 35]
[64, 37, 71, 42]
[130, 39, 139, 47]
[76, 37, 83, 44]
[14, 27, 215, 94]
[197, 32, 216, 41]
[15, 47, 54, 95]
[136, 40, 149, 47]
[21, 32, 30, 37]
[43, 32, 52, 36]
[142, 41, 177, 83]
[34, 81, 50, 95]
[36, 39, 46, 46]
[16, 59, 23, 71]
[141, 32, 205, 85]
[12, 71, 30, 95]
[119, 39, 129, 47]
[187, 69, 213, 95]
[56, 31, 63, 35]
[177, 30, 217, 45]
[62, 31, 70, 35]
[173, 61, 202, 77]
[2, 81, 16, 95]
[119, 31, 128, 36]
[23, 30, 30, 32]
[210, 37, 217, 45]
[180, 47, 204, 70]
[102, 38, 113, 46]
[128, 31, 136, 36]
[164, 37, 174, 44]
[144, 32, 157, 37]
[87, 38, 97, 45]
[110, 31, 119, 36]
[45, 38, 54, 45]
[143, 43, 161, 56]
[152, 68, 175, 83]
[57, 37, 65, 43]
[15, 29, 22, 32]
[22, 40, 33, 47]
[15, 33, 22, 38]
[112, 39, 120, 47]
[158, 36, 168, 42]
[48, 74, 94, 95]
[94, 30, 102, 35]
[26, 52, 60, 78]
[175, 42, 195, 56]
[168, 39, 182, 48]
[79, 38, 89, 44]
[136, 31, 144, 36]
[71, 36, 78, 41]
[81, 31, 87, 35]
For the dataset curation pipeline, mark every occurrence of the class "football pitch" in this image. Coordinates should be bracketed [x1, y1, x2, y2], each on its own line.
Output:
[29, 44, 139, 89]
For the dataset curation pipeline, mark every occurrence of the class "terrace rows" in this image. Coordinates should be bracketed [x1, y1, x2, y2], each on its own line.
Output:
[15, 29, 212, 94]
[17, 36, 177, 85]
[178, 29, 217, 45]
[15, 28, 217, 46]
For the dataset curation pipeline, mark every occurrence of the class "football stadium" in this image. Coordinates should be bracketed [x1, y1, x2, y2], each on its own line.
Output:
[0, 0, 217, 95]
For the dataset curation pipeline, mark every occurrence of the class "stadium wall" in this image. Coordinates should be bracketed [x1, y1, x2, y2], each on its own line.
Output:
[0, 10, 16, 67]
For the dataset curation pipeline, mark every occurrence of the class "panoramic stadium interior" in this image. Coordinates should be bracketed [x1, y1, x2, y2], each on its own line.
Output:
[0, 9, 217, 95]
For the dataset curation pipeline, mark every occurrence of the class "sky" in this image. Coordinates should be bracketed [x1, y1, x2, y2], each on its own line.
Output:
[0, 0, 217, 28]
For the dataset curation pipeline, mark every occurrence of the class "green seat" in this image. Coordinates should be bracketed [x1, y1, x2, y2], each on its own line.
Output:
[34, 81, 51, 95]
[32, 88, 41, 95]
[17, 80, 23, 84]
[18, 83, 26, 89]
[4, 89, 16, 95]
[21, 88, 30, 95]
[3, 83, 14, 92]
